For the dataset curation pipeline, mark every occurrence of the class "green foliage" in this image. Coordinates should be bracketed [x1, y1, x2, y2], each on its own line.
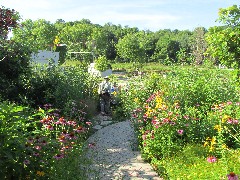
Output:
[159, 145, 240, 179]
[116, 32, 147, 64]
[12, 19, 58, 52]
[0, 101, 90, 179]
[0, 102, 34, 179]
[15, 64, 99, 118]
[218, 5, 240, 27]
[0, 6, 31, 102]
[94, 55, 111, 71]
[206, 5, 240, 74]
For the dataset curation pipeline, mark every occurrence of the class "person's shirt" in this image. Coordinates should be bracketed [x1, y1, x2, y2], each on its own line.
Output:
[98, 80, 111, 94]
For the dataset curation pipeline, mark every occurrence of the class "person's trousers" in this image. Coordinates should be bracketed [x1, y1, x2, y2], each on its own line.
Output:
[100, 94, 110, 114]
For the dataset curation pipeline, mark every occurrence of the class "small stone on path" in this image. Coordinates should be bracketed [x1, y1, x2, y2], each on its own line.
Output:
[100, 120, 113, 126]
[93, 125, 103, 130]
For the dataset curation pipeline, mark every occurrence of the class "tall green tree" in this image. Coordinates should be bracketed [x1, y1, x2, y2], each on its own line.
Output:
[116, 32, 146, 66]
[153, 29, 181, 64]
[176, 30, 193, 64]
[12, 19, 58, 52]
[206, 5, 240, 75]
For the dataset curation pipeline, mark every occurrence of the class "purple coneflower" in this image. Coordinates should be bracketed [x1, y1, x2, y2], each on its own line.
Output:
[227, 172, 239, 180]
[177, 129, 184, 135]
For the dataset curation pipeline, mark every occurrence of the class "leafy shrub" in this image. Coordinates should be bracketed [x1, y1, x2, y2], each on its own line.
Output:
[18, 65, 99, 118]
[94, 55, 111, 71]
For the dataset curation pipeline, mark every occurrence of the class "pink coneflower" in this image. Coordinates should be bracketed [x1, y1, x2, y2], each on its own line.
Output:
[27, 138, 34, 144]
[227, 172, 239, 180]
[61, 145, 72, 151]
[142, 134, 147, 140]
[23, 159, 30, 165]
[151, 135, 154, 139]
[86, 122, 92, 126]
[33, 152, 40, 156]
[132, 114, 137, 118]
[152, 119, 159, 125]
[58, 135, 66, 142]
[169, 121, 176, 126]
[227, 101, 233, 105]
[40, 118, 48, 124]
[34, 145, 42, 150]
[41, 140, 47, 146]
[143, 114, 147, 119]
[46, 125, 54, 130]
[67, 120, 77, 126]
[53, 154, 64, 160]
[233, 119, 239, 124]
[162, 118, 170, 123]
[67, 132, 77, 140]
[177, 129, 184, 135]
[75, 126, 85, 133]
[207, 156, 217, 163]
[56, 117, 66, 125]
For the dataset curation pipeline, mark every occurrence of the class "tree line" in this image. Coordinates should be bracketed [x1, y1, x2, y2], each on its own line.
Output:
[1, 4, 240, 69]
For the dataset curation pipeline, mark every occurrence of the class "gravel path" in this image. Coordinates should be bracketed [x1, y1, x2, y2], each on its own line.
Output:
[85, 120, 162, 180]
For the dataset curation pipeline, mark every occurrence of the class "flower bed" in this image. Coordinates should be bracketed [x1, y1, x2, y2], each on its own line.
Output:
[118, 68, 240, 179]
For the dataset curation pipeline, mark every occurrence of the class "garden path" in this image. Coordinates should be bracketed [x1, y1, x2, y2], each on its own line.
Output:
[84, 114, 163, 180]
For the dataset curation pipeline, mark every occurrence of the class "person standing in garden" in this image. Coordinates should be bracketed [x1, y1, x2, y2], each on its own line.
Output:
[98, 76, 112, 115]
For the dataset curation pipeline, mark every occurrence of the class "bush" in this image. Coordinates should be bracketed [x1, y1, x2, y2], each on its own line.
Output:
[94, 55, 111, 72]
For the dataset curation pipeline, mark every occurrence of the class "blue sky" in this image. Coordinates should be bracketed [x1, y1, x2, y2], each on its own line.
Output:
[1, 0, 239, 31]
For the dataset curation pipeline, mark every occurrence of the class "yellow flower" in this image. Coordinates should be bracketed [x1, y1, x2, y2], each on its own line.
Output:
[211, 137, 216, 144]
[206, 137, 211, 141]
[222, 115, 231, 123]
[156, 96, 163, 104]
[214, 125, 221, 132]
[134, 97, 139, 103]
[203, 141, 208, 147]
[209, 145, 214, 152]
[222, 143, 228, 149]
[36, 171, 45, 176]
